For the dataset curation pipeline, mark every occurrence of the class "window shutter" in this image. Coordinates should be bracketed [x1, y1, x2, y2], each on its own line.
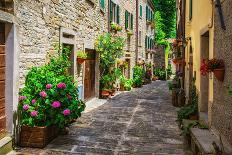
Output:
[131, 14, 133, 30]
[100, 0, 105, 9]
[145, 36, 147, 48]
[125, 11, 128, 29]
[110, 1, 113, 23]
[146, 6, 148, 20]
[140, 5, 142, 17]
[116, 5, 120, 24]
[189, 0, 192, 20]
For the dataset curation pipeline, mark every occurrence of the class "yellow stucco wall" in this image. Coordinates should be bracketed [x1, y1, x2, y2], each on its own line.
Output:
[185, 0, 214, 125]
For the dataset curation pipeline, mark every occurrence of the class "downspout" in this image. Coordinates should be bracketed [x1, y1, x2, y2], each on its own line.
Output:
[108, 0, 111, 32]
[135, 0, 139, 65]
[182, 0, 186, 89]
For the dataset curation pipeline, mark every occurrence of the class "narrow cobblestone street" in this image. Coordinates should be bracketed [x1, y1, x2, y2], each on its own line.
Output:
[21, 81, 185, 155]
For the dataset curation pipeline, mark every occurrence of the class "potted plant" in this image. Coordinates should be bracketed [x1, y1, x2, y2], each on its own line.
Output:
[201, 58, 225, 81]
[208, 58, 225, 81]
[127, 30, 133, 37]
[18, 48, 85, 148]
[111, 22, 122, 32]
[77, 50, 87, 64]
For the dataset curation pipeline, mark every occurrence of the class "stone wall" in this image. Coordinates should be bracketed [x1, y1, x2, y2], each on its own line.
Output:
[14, 0, 107, 86]
[154, 45, 165, 67]
[213, 0, 232, 146]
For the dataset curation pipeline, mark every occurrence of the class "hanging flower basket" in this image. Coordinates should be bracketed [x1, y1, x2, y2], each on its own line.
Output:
[213, 68, 225, 82]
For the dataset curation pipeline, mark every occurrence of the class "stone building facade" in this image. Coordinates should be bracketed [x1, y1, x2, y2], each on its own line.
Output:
[0, 0, 156, 152]
[0, 0, 108, 151]
[212, 0, 232, 148]
[177, 0, 232, 152]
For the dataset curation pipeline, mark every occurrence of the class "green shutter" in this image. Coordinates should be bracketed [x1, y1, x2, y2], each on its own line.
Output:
[146, 6, 148, 20]
[110, 1, 113, 23]
[140, 5, 142, 17]
[125, 11, 128, 29]
[131, 14, 133, 30]
[116, 5, 120, 24]
[100, 0, 105, 9]
[189, 0, 192, 20]
[145, 36, 147, 48]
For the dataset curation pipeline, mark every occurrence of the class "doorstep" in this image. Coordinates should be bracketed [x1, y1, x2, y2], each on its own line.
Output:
[0, 136, 13, 155]
[84, 91, 123, 113]
[190, 128, 219, 155]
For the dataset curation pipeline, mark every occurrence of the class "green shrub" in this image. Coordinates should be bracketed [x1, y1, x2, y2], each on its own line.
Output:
[153, 67, 166, 80]
[18, 47, 85, 128]
[133, 66, 144, 87]
[120, 76, 133, 91]
[77, 50, 87, 59]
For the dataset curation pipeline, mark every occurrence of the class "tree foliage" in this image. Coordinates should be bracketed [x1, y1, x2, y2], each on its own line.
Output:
[154, 0, 176, 39]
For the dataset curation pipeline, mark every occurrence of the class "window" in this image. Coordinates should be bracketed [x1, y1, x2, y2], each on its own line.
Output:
[189, 0, 192, 20]
[110, 1, 120, 24]
[146, 5, 154, 22]
[145, 36, 154, 50]
[125, 10, 133, 30]
[140, 5, 142, 17]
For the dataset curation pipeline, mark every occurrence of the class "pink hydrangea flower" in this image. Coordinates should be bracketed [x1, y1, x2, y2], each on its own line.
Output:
[23, 104, 29, 111]
[46, 84, 52, 89]
[19, 96, 27, 101]
[39, 91, 47, 98]
[57, 82, 66, 89]
[30, 111, 38, 117]
[52, 101, 61, 108]
[63, 109, 71, 116]
[31, 99, 36, 104]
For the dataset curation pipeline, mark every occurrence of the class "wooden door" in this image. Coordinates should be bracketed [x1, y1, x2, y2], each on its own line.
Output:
[84, 50, 96, 101]
[0, 23, 5, 137]
[0, 45, 5, 136]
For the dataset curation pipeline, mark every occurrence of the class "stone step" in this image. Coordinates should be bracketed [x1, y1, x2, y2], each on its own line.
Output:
[0, 136, 13, 155]
[190, 128, 219, 155]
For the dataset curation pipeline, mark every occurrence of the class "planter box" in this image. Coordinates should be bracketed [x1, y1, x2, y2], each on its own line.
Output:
[20, 125, 59, 148]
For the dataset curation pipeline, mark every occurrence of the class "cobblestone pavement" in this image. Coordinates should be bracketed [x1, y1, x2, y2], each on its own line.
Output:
[20, 81, 185, 155]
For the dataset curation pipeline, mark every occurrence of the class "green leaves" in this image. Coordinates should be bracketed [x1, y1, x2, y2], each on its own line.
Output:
[18, 48, 85, 128]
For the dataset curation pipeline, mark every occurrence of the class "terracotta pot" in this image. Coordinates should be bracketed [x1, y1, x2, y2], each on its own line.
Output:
[101, 90, 110, 97]
[77, 58, 86, 64]
[189, 114, 198, 120]
[20, 125, 59, 148]
[213, 68, 225, 82]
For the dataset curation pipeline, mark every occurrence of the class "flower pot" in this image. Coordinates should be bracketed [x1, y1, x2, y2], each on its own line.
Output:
[20, 125, 59, 148]
[189, 114, 198, 120]
[101, 90, 110, 97]
[213, 68, 225, 82]
[77, 58, 86, 64]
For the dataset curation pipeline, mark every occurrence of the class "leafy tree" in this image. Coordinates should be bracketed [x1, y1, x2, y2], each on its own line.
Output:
[154, 0, 176, 38]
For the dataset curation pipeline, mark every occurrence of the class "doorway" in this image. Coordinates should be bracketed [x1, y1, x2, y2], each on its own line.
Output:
[200, 31, 209, 122]
[84, 49, 96, 101]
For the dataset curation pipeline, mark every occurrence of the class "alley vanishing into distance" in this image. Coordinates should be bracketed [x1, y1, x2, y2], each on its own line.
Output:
[20, 81, 185, 155]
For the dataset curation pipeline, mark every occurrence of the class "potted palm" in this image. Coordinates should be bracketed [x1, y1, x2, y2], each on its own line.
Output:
[77, 51, 87, 64]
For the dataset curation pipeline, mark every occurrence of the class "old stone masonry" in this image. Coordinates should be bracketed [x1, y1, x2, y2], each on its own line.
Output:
[20, 81, 185, 155]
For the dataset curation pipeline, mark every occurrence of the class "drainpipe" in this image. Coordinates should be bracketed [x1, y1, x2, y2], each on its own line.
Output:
[108, 0, 111, 32]
[135, 0, 139, 64]
[182, 0, 186, 89]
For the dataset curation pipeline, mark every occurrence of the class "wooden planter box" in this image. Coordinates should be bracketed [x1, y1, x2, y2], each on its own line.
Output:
[20, 125, 59, 148]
